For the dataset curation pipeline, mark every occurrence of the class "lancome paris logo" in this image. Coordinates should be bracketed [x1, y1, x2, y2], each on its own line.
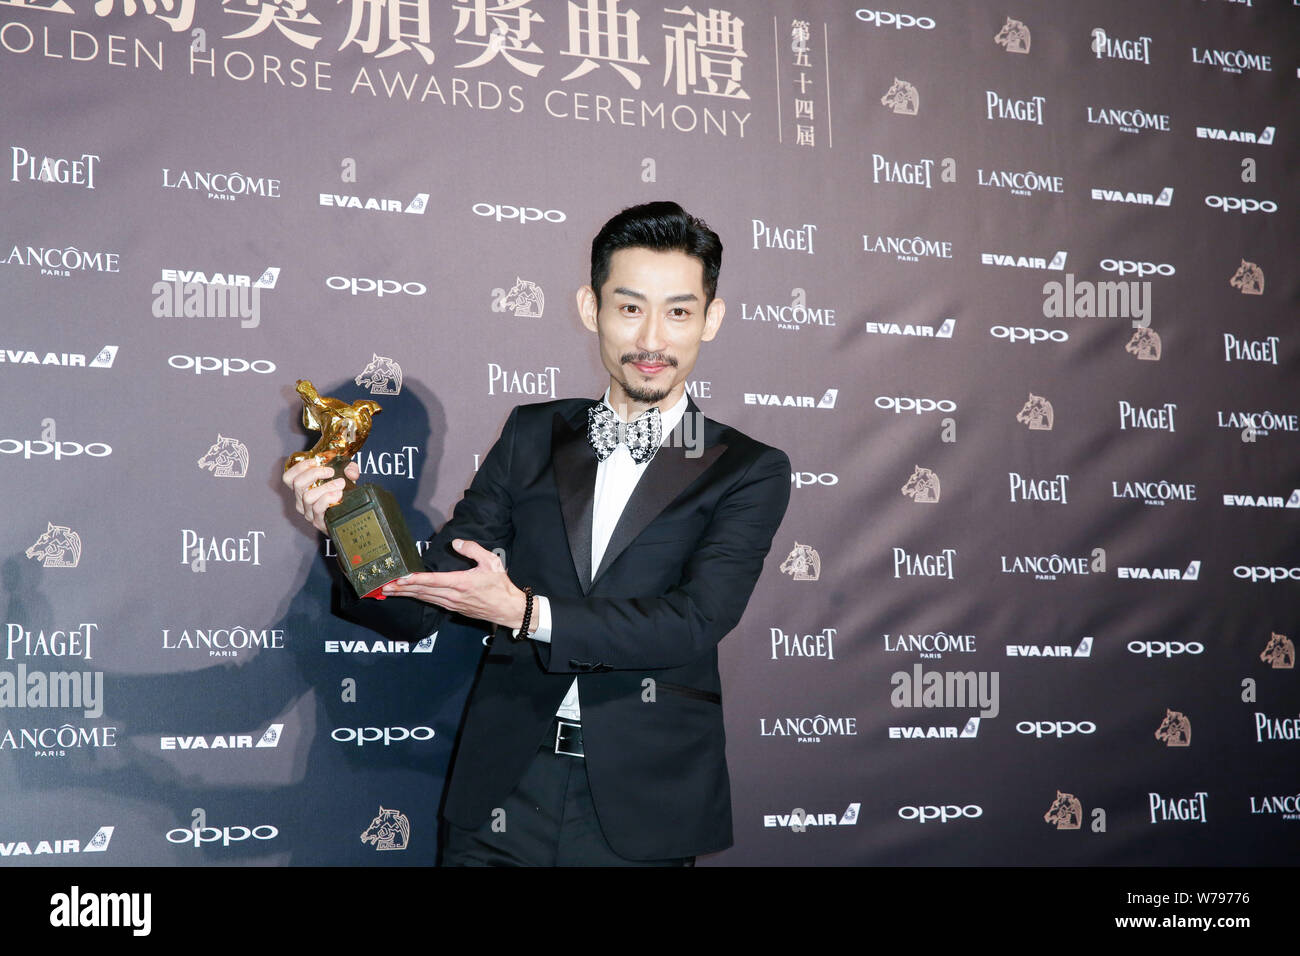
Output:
[1261, 633, 1294, 669]
[1250, 794, 1300, 821]
[10, 147, 98, 188]
[163, 167, 281, 201]
[863, 232, 952, 261]
[160, 723, 283, 751]
[3, 244, 119, 277]
[994, 18, 1030, 53]
[743, 388, 838, 409]
[356, 354, 403, 395]
[26, 524, 82, 567]
[780, 543, 821, 581]
[884, 631, 976, 660]
[362, 807, 411, 850]
[1, 345, 117, 369]
[492, 278, 545, 317]
[1216, 410, 1298, 436]
[197, 435, 248, 478]
[740, 293, 836, 331]
[759, 714, 857, 743]
[977, 167, 1063, 197]
[1086, 104, 1170, 134]
[999, 551, 1096, 581]
[162, 627, 285, 658]
[1191, 46, 1272, 74]
[1113, 479, 1197, 506]
[0, 722, 117, 757]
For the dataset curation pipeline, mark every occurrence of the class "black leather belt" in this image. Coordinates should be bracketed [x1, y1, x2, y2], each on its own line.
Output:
[553, 718, 583, 758]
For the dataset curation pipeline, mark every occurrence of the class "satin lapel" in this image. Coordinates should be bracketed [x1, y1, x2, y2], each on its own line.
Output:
[592, 403, 727, 585]
[552, 408, 597, 594]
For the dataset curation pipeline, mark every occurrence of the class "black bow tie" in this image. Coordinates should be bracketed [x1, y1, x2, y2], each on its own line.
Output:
[587, 404, 662, 464]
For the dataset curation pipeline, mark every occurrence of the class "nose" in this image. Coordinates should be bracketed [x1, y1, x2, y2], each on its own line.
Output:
[636, 312, 667, 353]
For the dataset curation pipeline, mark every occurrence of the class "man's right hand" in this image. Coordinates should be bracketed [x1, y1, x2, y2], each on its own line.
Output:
[283, 458, 360, 533]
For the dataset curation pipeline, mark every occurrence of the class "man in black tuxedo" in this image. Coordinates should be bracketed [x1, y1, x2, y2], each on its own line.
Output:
[285, 202, 790, 865]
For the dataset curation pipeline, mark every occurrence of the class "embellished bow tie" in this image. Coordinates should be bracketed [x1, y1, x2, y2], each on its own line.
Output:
[587, 404, 662, 464]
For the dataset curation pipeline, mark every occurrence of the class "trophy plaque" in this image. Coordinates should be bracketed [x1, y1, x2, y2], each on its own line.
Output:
[286, 379, 423, 598]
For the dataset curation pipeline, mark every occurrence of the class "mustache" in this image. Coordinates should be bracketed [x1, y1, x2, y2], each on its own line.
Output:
[621, 352, 678, 367]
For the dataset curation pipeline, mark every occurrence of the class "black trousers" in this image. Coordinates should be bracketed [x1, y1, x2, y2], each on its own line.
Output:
[440, 731, 694, 867]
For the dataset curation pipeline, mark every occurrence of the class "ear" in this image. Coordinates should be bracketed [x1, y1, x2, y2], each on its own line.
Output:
[577, 285, 599, 333]
[701, 296, 725, 342]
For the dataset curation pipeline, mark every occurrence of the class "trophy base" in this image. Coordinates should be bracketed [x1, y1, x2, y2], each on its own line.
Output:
[326, 483, 423, 598]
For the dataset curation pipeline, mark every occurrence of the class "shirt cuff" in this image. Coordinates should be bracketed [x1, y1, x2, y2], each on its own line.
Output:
[512, 595, 552, 642]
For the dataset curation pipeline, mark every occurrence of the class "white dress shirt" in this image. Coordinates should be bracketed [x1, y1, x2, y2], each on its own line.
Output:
[528, 389, 689, 721]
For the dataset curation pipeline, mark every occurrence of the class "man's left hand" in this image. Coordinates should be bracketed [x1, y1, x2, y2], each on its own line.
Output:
[381, 539, 527, 630]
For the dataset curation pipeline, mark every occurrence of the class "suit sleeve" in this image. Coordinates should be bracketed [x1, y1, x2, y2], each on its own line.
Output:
[334, 406, 520, 641]
[543, 444, 791, 672]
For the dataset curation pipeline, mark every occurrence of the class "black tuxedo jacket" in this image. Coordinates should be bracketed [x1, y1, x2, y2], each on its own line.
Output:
[339, 396, 790, 860]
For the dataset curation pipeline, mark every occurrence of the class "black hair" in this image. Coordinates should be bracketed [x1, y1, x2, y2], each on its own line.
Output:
[590, 201, 722, 306]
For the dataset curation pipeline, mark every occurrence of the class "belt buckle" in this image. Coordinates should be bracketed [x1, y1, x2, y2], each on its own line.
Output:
[554, 719, 584, 758]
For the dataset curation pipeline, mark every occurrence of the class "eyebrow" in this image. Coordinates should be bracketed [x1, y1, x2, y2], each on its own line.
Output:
[611, 286, 700, 304]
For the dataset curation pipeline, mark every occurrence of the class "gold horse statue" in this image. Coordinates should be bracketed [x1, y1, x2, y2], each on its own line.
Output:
[285, 379, 382, 476]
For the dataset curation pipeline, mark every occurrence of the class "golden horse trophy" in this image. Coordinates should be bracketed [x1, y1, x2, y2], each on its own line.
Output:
[286, 379, 422, 598]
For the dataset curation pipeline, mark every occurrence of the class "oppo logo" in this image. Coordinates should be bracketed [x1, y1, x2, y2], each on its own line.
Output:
[855, 9, 935, 29]
[1016, 720, 1097, 738]
[472, 203, 566, 224]
[898, 804, 982, 822]
[165, 824, 278, 847]
[1100, 259, 1175, 276]
[1235, 566, 1300, 582]
[875, 396, 956, 415]
[791, 471, 838, 488]
[168, 355, 276, 376]
[1204, 196, 1277, 214]
[325, 276, 427, 297]
[990, 325, 1068, 343]
[330, 726, 435, 746]
[1127, 640, 1204, 658]
[0, 438, 111, 459]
